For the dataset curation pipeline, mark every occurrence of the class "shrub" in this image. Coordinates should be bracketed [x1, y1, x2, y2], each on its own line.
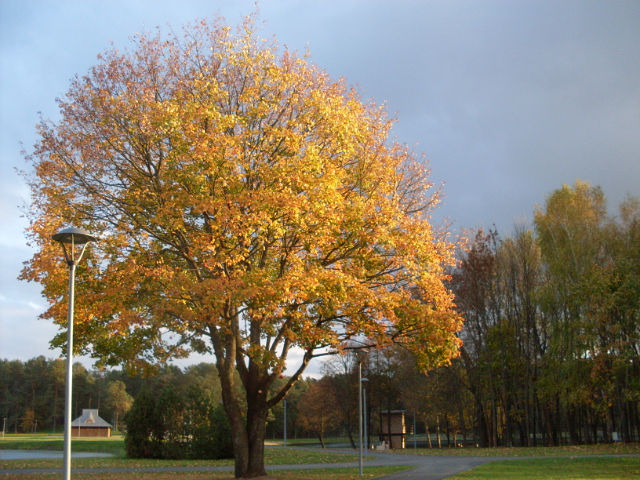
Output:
[125, 384, 233, 459]
[124, 389, 161, 458]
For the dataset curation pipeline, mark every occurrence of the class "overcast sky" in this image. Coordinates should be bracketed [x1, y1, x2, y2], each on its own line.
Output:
[1, 0, 639, 374]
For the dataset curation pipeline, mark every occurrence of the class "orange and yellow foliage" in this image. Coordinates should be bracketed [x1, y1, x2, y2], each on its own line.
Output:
[22, 17, 461, 389]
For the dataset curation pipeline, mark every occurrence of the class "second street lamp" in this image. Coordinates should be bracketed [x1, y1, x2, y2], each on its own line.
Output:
[361, 377, 369, 456]
[52, 227, 98, 480]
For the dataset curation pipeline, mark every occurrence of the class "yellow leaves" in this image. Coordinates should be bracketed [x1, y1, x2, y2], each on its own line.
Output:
[23, 15, 462, 374]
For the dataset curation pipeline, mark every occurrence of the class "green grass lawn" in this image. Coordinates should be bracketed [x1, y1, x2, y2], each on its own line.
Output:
[446, 456, 640, 480]
[0, 433, 125, 455]
[0, 435, 361, 471]
[0, 438, 404, 480]
[267, 436, 352, 447]
[0, 466, 410, 480]
[0, 451, 362, 470]
[3, 434, 639, 480]
[392, 442, 640, 457]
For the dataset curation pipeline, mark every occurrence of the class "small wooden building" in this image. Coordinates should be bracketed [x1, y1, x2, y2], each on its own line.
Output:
[380, 410, 406, 449]
[71, 409, 112, 438]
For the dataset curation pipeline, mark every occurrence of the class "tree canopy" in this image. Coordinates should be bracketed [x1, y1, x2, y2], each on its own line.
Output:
[22, 16, 462, 477]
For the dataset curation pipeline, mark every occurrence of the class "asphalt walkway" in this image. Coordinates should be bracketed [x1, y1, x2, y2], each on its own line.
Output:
[369, 452, 509, 480]
[0, 447, 520, 479]
[2, 447, 637, 479]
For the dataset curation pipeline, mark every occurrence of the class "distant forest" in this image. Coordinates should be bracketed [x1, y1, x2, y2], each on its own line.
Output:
[0, 358, 220, 434]
[2, 182, 638, 446]
[441, 181, 639, 445]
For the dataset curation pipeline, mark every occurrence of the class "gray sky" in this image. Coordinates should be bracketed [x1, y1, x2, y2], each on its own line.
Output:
[1, 0, 639, 373]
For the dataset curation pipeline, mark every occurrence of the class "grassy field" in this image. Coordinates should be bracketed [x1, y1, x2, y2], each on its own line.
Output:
[446, 456, 640, 480]
[0, 466, 410, 480]
[267, 436, 352, 447]
[392, 442, 640, 457]
[3, 434, 639, 479]
[0, 449, 363, 470]
[0, 434, 125, 455]
[0, 434, 364, 472]
[0, 437, 404, 480]
[3, 434, 353, 454]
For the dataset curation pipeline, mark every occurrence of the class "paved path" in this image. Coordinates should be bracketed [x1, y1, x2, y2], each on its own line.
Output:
[368, 452, 510, 480]
[278, 447, 514, 479]
[320, 449, 514, 480]
[2, 447, 637, 479]
[0, 448, 500, 479]
[0, 449, 113, 460]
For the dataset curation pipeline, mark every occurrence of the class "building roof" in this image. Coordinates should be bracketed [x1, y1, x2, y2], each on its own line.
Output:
[71, 409, 112, 428]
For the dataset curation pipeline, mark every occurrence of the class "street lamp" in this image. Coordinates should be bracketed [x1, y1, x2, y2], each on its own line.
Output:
[358, 363, 371, 475]
[52, 227, 97, 480]
[361, 377, 369, 457]
[283, 398, 287, 447]
[358, 361, 363, 475]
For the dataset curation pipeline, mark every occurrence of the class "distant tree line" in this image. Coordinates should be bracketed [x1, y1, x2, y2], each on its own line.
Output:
[447, 182, 640, 446]
[0, 356, 319, 443]
[0, 358, 221, 434]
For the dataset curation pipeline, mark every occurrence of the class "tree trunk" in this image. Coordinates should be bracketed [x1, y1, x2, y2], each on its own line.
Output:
[347, 427, 357, 448]
[459, 408, 467, 446]
[223, 390, 269, 478]
[387, 400, 392, 448]
[475, 397, 489, 447]
[445, 415, 451, 448]
[491, 397, 498, 447]
[229, 417, 249, 478]
[210, 312, 314, 478]
[52, 387, 58, 433]
[246, 404, 268, 478]
[215, 351, 253, 478]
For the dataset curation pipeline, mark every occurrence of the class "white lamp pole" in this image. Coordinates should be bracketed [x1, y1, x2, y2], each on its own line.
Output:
[358, 361, 363, 476]
[52, 227, 97, 480]
[361, 377, 369, 457]
[283, 398, 287, 447]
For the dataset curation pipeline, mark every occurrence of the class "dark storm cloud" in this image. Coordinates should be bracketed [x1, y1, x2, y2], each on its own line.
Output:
[264, 0, 640, 230]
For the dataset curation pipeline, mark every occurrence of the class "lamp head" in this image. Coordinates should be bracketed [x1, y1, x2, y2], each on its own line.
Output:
[52, 227, 98, 245]
[52, 227, 98, 266]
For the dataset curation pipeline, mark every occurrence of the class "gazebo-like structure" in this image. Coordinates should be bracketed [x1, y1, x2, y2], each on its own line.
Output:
[380, 410, 406, 449]
[71, 409, 112, 438]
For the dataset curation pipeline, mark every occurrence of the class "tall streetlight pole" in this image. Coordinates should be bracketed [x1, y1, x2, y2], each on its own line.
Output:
[362, 377, 369, 457]
[283, 398, 287, 447]
[358, 361, 363, 476]
[52, 227, 97, 480]
[413, 411, 417, 449]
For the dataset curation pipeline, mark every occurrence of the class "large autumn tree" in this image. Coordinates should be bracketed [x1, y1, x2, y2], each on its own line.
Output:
[22, 17, 462, 477]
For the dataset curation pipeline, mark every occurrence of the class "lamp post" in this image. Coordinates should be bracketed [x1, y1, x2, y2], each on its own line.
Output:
[52, 227, 97, 480]
[361, 377, 369, 457]
[283, 398, 287, 447]
[358, 361, 363, 476]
